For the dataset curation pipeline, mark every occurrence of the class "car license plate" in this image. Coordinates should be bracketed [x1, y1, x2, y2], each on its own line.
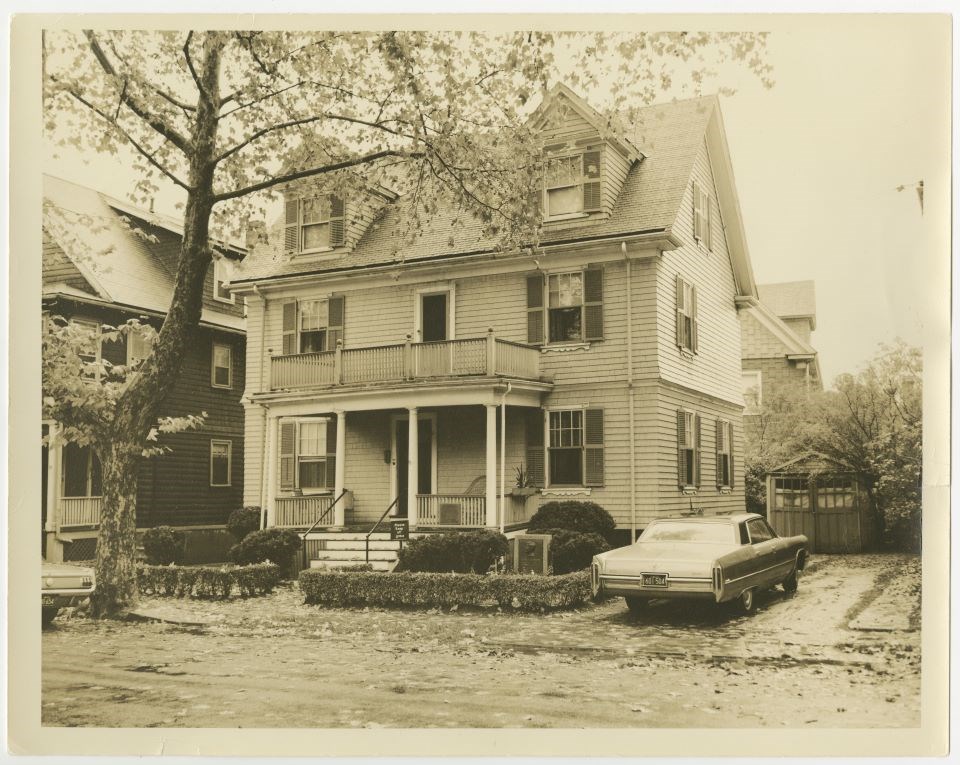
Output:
[42, 595, 56, 606]
[641, 573, 668, 587]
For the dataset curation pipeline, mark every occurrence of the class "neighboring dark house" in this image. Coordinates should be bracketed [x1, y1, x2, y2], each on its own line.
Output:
[42, 175, 246, 562]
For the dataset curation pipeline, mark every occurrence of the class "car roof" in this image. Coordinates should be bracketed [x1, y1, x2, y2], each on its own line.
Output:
[648, 513, 761, 524]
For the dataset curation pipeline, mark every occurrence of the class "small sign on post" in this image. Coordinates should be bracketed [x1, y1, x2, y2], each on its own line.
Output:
[389, 519, 409, 541]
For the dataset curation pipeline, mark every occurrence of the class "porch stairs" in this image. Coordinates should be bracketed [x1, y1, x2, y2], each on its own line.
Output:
[304, 531, 403, 572]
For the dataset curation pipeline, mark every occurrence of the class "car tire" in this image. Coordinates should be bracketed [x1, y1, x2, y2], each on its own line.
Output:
[782, 566, 799, 593]
[736, 588, 755, 614]
[624, 596, 649, 614]
[42, 606, 59, 628]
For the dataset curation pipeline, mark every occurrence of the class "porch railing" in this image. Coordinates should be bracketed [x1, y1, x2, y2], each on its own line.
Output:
[417, 495, 487, 527]
[275, 495, 334, 528]
[59, 496, 102, 528]
[270, 332, 542, 391]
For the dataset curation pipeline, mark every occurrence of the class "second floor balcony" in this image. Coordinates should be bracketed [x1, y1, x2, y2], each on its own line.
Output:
[270, 331, 545, 392]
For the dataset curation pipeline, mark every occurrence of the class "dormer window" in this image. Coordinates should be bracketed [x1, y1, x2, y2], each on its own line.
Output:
[543, 149, 602, 219]
[284, 195, 345, 256]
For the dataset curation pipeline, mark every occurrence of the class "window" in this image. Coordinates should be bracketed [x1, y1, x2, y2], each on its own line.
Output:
[281, 296, 345, 356]
[278, 418, 337, 492]
[715, 419, 734, 489]
[677, 410, 701, 489]
[548, 272, 583, 342]
[773, 476, 810, 510]
[693, 182, 712, 249]
[528, 269, 604, 345]
[127, 326, 154, 367]
[298, 299, 327, 353]
[543, 150, 602, 219]
[547, 408, 604, 487]
[675, 276, 698, 353]
[73, 319, 101, 379]
[211, 342, 232, 388]
[284, 196, 346, 255]
[818, 477, 857, 509]
[62, 442, 102, 497]
[213, 257, 235, 303]
[742, 371, 762, 413]
[210, 440, 232, 487]
[746, 517, 776, 544]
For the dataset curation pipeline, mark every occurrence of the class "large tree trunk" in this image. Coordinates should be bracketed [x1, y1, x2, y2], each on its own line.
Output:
[90, 33, 224, 616]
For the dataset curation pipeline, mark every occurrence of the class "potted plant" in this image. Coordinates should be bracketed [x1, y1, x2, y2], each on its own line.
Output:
[510, 464, 539, 497]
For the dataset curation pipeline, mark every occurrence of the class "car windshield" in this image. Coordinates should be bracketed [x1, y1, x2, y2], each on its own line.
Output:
[641, 521, 734, 544]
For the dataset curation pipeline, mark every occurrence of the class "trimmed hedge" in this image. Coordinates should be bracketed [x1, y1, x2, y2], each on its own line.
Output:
[137, 563, 281, 599]
[226, 506, 262, 542]
[299, 569, 592, 611]
[527, 501, 616, 541]
[142, 526, 186, 565]
[394, 530, 508, 574]
[229, 528, 302, 572]
[537, 528, 611, 574]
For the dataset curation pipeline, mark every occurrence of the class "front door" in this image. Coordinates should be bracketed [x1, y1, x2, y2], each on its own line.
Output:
[394, 418, 434, 516]
[420, 293, 448, 342]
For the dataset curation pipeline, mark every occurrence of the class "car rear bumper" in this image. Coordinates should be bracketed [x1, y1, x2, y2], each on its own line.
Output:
[598, 573, 716, 600]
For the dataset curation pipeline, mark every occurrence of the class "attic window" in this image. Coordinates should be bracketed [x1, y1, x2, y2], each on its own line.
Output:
[284, 195, 345, 255]
[544, 150, 602, 219]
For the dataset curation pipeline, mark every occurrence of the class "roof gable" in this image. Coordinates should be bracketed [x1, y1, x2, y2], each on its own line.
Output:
[757, 281, 817, 329]
[742, 300, 818, 357]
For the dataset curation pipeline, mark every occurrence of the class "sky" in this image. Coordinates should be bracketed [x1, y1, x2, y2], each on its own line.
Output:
[42, 15, 952, 385]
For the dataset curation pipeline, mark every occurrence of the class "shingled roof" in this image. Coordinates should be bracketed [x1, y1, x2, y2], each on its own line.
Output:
[757, 281, 817, 324]
[234, 93, 721, 284]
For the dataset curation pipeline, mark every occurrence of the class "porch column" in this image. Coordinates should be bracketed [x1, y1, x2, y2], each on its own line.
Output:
[334, 410, 347, 527]
[407, 407, 419, 529]
[45, 423, 60, 533]
[264, 415, 278, 528]
[485, 404, 498, 528]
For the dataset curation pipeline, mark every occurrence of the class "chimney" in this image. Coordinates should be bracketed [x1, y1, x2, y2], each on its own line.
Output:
[245, 219, 267, 251]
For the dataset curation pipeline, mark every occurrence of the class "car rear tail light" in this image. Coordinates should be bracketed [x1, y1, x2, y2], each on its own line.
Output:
[82, 576, 93, 587]
[712, 565, 722, 594]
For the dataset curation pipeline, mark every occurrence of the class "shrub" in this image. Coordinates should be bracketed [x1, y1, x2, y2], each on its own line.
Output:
[137, 563, 280, 599]
[299, 569, 591, 611]
[141, 526, 186, 565]
[527, 501, 616, 541]
[226, 506, 262, 542]
[394, 530, 508, 574]
[229, 528, 302, 572]
[536, 528, 611, 574]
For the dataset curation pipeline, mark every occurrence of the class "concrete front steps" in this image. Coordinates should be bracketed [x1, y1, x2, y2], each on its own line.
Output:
[304, 531, 404, 572]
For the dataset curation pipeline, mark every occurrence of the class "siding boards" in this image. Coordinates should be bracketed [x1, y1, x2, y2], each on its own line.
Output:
[42, 232, 92, 292]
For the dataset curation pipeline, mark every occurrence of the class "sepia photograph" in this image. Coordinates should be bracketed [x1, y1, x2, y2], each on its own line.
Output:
[6, 7, 951, 759]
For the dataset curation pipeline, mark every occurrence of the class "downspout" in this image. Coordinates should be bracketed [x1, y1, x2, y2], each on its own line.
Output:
[500, 382, 512, 534]
[255, 285, 269, 530]
[622, 242, 638, 542]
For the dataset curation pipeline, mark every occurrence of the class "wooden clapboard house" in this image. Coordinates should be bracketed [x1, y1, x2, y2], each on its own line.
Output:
[230, 85, 758, 568]
[42, 175, 247, 563]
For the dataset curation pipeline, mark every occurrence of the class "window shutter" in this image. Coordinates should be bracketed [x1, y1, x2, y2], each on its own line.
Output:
[325, 418, 337, 489]
[677, 409, 687, 488]
[525, 410, 545, 488]
[693, 414, 702, 488]
[583, 266, 604, 341]
[675, 275, 685, 349]
[582, 150, 602, 212]
[329, 196, 345, 247]
[690, 285, 699, 353]
[327, 295, 345, 350]
[703, 189, 712, 251]
[526, 273, 545, 345]
[716, 419, 724, 488]
[281, 300, 298, 355]
[284, 199, 299, 255]
[584, 408, 605, 487]
[279, 420, 296, 491]
[728, 421, 735, 489]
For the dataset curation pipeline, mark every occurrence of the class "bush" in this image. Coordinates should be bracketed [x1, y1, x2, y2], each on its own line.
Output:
[226, 506, 262, 542]
[142, 526, 186, 565]
[137, 563, 281, 599]
[299, 569, 591, 611]
[527, 501, 616, 541]
[394, 530, 508, 574]
[536, 528, 611, 574]
[229, 528, 302, 572]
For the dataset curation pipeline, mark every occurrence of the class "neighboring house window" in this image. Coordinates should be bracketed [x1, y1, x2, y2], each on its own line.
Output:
[284, 196, 345, 255]
[742, 370, 762, 412]
[693, 182, 712, 250]
[211, 342, 232, 388]
[818, 477, 857, 509]
[675, 276, 698, 353]
[772, 476, 809, 510]
[547, 408, 604, 487]
[213, 257, 235, 303]
[126, 326, 154, 367]
[73, 319, 101, 380]
[278, 418, 337, 492]
[527, 269, 604, 345]
[715, 419, 734, 489]
[281, 296, 345, 355]
[677, 410, 702, 489]
[210, 440, 232, 487]
[62, 442, 102, 497]
[543, 150, 602, 218]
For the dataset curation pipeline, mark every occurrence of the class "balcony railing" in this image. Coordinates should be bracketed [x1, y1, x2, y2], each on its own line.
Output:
[271, 331, 542, 391]
[59, 497, 102, 528]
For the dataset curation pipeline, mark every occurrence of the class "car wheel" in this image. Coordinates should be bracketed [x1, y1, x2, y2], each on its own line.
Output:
[736, 588, 755, 614]
[42, 606, 59, 628]
[782, 566, 800, 593]
[624, 596, 649, 614]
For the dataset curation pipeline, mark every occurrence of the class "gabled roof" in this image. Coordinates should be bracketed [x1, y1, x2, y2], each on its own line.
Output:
[758, 281, 817, 328]
[744, 299, 818, 357]
[42, 175, 244, 331]
[770, 452, 854, 475]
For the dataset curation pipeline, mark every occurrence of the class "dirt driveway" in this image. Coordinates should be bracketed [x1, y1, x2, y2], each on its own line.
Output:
[41, 554, 920, 728]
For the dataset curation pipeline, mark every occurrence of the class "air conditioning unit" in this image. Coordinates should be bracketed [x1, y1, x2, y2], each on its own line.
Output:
[505, 534, 552, 575]
[438, 503, 462, 525]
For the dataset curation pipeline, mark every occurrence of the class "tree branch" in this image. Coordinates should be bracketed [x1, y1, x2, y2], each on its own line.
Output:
[182, 31, 205, 97]
[213, 149, 422, 202]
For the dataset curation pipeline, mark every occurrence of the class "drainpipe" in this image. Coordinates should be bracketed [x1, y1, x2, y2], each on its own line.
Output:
[500, 382, 512, 534]
[255, 285, 269, 530]
[622, 241, 638, 542]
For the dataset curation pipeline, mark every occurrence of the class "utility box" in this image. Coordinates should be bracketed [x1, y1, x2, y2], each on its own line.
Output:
[505, 534, 552, 575]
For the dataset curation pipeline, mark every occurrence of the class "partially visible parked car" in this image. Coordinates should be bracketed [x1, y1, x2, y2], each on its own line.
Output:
[591, 513, 807, 615]
[42, 561, 95, 627]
